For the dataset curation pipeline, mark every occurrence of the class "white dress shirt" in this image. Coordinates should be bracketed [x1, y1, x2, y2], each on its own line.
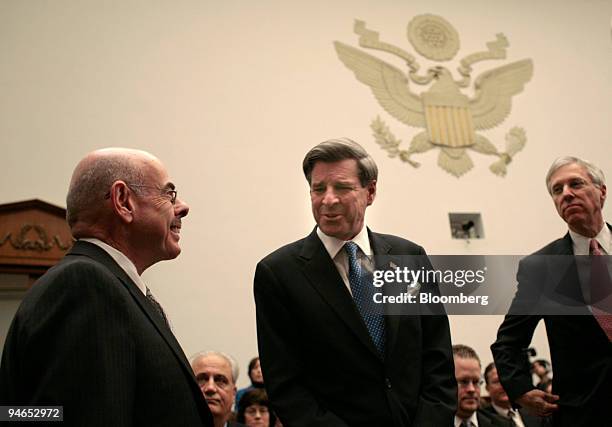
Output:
[454, 412, 478, 427]
[80, 238, 147, 295]
[316, 225, 372, 296]
[491, 402, 526, 427]
[568, 223, 611, 304]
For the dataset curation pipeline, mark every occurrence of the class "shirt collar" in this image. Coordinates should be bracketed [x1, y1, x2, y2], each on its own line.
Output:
[80, 237, 147, 295]
[454, 412, 479, 427]
[569, 222, 611, 255]
[490, 402, 511, 418]
[316, 224, 372, 258]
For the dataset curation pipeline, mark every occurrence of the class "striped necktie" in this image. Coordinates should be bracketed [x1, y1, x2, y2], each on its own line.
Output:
[146, 287, 170, 328]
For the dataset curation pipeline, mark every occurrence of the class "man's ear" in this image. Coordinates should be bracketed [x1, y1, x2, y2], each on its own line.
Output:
[366, 180, 377, 206]
[600, 184, 607, 208]
[109, 181, 135, 224]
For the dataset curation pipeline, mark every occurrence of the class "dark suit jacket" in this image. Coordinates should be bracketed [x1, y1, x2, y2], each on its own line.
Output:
[0, 241, 213, 426]
[491, 227, 612, 427]
[476, 409, 512, 427]
[480, 404, 549, 427]
[254, 229, 456, 427]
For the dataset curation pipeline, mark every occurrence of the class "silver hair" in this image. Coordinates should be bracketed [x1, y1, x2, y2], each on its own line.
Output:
[66, 156, 144, 227]
[190, 350, 239, 384]
[302, 137, 378, 187]
[545, 156, 606, 195]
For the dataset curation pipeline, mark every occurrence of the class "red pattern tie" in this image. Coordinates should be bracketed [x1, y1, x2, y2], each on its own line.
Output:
[590, 239, 612, 341]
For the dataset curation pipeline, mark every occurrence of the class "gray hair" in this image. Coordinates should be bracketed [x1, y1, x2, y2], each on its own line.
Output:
[66, 155, 144, 227]
[545, 156, 606, 195]
[302, 137, 378, 187]
[190, 350, 239, 384]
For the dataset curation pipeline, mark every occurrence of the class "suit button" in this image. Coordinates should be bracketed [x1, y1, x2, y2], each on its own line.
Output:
[385, 378, 392, 389]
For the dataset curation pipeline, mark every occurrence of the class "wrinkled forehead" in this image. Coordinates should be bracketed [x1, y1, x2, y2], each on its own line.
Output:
[193, 356, 234, 380]
[551, 163, 591, 184]
[136, 155, 171, 185]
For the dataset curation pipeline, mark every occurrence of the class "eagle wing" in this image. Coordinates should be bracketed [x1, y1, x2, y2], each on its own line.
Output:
[334, 41, 425, 128]
[469, 59, 533, 130]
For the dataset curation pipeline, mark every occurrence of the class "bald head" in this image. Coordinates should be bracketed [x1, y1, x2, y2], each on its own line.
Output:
[66, 148, 160, 231]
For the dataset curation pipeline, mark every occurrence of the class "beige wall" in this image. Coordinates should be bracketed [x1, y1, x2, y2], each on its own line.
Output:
[1, 0, 611, 387]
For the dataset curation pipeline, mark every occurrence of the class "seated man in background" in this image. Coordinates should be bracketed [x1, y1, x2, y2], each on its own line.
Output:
[191, 351, 245, 427]
[531, 360, 551, 391]
[453, 345, 507, 427]
[483, 363, 549, 427]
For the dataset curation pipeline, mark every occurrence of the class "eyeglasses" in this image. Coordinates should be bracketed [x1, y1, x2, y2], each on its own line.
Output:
[457, 378, 484, 388]
[105, 183, 177, 204]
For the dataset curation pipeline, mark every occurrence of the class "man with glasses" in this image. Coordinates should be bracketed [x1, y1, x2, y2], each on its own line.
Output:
[190, 351, 245, 427]
[452, 345, 507, 427]
[0, 148, 212, 426]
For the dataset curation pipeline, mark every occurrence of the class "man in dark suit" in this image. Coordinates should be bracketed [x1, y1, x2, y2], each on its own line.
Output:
[254, 138, 456, 426]
[452, 345, 508, 427]
[492, 156, 611, 426]
[0, 148, 213, 426]
[482, 363, 549, 427]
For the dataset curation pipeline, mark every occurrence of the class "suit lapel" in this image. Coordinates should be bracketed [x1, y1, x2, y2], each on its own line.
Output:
[547, 233, 586, 305]
[300, 229, 382, 358]
[67, 241, 196, 381]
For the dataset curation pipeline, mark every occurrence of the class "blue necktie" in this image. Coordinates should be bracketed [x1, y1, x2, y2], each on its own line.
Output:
[344, 241, 385, 355]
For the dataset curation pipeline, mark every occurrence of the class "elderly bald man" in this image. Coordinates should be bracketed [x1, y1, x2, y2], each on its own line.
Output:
[0, 148, 213, 426]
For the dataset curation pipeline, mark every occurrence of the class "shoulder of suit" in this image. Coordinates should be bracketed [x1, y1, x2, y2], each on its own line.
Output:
[257, 235, 309, 264]
[370, 231, 426, 254]
[530, 235, 569, 256]
[477, 409, 507, 427]
[28, 255, 124, 300]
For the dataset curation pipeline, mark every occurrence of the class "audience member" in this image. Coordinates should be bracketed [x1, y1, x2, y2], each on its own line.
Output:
[531, 360, 551, 391]
[453, 345, 507, 427]
[237, 388, 275, 427]
[235, 356, 264, 409]
[483, 363, 549, 427]
[191, 351, 245, 427]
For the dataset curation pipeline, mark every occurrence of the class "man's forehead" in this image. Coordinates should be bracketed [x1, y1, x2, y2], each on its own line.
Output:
[194, 356, 232, 376]
[455, 357, 481, 370]
[311, 159, 359, 180]
[551, 163, 590, 183]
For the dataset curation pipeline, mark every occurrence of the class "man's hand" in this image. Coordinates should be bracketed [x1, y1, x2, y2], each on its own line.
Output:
[516, 389, 560, 417]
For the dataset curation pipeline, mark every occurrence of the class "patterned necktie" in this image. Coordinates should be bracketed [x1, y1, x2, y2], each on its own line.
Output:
[344, 242, 385, 355]
[460, 420, 471, 427]
[146, 287, 170, 328]
[589, 239, 612, 341]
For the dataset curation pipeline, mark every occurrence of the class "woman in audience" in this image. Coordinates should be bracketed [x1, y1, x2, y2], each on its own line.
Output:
[237, 388, 275, 427]
[235, 356, 265, 409]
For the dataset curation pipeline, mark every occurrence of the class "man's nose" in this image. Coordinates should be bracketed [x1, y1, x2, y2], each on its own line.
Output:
[202, 378, 217, 393]
[321, 187, 339, 205]
[174, 197, 190, 218]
